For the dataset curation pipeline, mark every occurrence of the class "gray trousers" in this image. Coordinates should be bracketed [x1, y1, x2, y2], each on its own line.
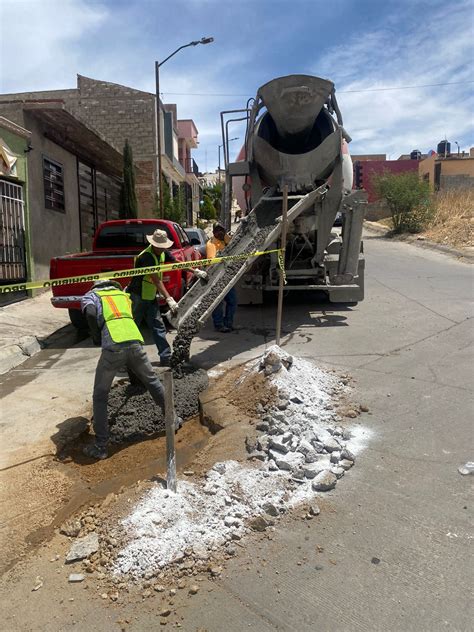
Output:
[92, 343, 165, 447]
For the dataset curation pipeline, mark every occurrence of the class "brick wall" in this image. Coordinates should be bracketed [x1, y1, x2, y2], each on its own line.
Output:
[440, 174, 474, 190]
[0, 77, 159, 215]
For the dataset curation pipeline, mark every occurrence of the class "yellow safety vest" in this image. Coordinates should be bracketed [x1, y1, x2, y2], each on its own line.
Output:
[95, 289, 144, 344]
[135, 246, 165, 300]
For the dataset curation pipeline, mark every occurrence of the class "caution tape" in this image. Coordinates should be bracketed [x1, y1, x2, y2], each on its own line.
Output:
[278, 249, 287, 285]
[0, 248, 285, 294]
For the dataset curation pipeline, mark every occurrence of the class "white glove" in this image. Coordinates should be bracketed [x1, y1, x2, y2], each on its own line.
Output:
[166, 297, 179, 314]
[194, 269, 208, 281]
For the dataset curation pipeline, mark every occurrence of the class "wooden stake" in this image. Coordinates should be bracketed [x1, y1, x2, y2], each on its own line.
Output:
[163, 369, 177, 492]
[275, 185, 289, 347]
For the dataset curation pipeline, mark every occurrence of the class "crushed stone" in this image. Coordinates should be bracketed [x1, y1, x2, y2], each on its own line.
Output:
[110, 346, 373, 580]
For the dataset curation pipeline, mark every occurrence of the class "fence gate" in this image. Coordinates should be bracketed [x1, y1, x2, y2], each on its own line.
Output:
[0, 178, 27, 305]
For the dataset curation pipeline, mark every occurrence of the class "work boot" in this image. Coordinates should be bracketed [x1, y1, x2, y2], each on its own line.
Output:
[160, 358, 172, 367]
[83, 443, 108, 460]
[215, 326, 231, 333]
[175, 416, 183, 431]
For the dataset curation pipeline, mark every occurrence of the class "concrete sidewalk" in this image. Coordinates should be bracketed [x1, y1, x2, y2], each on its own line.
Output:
[0, 291, 70, 374]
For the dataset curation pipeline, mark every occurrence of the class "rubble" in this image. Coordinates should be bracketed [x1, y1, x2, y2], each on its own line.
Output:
[65, 533, 99, 563]
[105, 347, 371, 581]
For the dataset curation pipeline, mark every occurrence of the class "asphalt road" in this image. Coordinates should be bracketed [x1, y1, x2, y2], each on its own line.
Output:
[1, 233, 473, 630]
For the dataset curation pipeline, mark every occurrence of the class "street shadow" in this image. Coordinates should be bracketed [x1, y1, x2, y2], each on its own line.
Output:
[188, 291, 354, 370]
[51, 416, 90, 456]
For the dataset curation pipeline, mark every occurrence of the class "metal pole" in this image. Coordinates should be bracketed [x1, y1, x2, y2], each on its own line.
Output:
[163, 369, 177, 492]
[155, 60, 164, 218]
[275, 185, 288, 347]
[218, 144, 221, 183]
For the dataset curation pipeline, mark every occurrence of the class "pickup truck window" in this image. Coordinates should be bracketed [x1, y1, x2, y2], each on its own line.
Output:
[95, 223, 173, 249]
[175, 224, 189, 247]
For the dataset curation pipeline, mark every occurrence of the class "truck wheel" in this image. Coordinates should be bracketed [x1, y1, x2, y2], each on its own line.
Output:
[68, 308, 88, 330]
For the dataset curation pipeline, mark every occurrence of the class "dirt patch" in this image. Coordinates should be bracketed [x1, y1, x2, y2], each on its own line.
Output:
[0, 417, 211, 577]
[0, 457, 72, 575]
[215, 361, 278, 417]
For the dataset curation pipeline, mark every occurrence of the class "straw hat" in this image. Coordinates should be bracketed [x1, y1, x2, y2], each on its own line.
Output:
[146, 228, 174, 249]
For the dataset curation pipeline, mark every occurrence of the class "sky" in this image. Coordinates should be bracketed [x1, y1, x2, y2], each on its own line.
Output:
[1, 0, 473, 171]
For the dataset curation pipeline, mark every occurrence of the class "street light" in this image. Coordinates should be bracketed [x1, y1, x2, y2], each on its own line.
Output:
[218, 137, 239, 183]
[155, 37, 214, 217]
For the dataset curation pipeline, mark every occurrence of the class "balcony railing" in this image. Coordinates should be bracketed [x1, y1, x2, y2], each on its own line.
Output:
[182, 157, 200, 176]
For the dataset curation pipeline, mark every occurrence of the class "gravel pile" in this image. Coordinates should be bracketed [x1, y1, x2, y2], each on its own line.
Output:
[107, 347, 372, 580]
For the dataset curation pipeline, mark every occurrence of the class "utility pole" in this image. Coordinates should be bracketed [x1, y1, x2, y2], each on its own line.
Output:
[155, 37, 214, 217]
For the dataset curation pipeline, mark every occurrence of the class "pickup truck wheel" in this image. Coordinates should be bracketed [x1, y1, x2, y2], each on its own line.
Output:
[68, 308, 88, 330]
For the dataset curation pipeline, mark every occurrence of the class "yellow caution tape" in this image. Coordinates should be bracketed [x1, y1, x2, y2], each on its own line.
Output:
[278, 249, 287, 285]
[0, 248, 284, 294]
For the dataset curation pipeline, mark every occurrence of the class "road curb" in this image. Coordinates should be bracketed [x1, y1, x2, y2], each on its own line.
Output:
[364, 221, 474, 262]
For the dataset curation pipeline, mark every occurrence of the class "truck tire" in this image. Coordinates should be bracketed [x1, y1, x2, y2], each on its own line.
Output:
[68, 308, 88, 330]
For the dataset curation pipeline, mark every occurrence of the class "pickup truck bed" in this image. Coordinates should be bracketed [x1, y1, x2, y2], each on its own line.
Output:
[50, 219, 201, 327]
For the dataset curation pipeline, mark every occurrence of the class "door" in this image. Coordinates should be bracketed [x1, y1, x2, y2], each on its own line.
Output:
[0, 178, 27, 305]
[78, 161, 122, 250]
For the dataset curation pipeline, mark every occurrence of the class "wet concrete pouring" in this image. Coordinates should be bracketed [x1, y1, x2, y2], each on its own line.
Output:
[171, 197, 288, 372]
[107, 368, 209, 443]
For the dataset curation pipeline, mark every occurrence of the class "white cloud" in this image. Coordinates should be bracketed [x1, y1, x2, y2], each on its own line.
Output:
[0, 0, 107, 92]
[314, 1, 474, 157]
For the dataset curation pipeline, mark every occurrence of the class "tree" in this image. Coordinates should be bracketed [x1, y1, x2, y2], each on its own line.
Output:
[119, 139, 138, 218]
[200, 194, 217, 220]
[373, 171, 433, 233]
[200, 184, 221, 220]
[159, 178, 185, 224]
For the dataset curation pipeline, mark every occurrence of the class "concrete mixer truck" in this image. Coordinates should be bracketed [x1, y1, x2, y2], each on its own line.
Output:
[168, 74, 367, 368]
[222, 74, 366, 305]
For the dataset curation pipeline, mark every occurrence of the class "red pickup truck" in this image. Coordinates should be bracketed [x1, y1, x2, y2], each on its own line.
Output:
[49, 219, 201, 328]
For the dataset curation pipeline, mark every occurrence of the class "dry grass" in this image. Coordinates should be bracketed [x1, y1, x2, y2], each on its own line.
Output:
[423, 189, 474, 248]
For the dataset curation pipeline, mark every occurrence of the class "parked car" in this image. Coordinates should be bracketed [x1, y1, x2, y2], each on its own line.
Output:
[184, 227, 209, 258]
[50, 219, 201, 328]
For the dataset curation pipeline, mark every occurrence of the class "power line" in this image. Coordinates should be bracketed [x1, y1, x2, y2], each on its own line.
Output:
[162, 80, 474, 98]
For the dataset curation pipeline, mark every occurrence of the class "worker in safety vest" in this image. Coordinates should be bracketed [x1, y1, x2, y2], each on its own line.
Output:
[81, 279, 182, 460]
[206, 222, 237, 333]
[127, 229, 178, 366]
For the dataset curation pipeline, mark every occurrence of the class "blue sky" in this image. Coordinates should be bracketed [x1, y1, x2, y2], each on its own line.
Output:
[1, 0, 473, 170]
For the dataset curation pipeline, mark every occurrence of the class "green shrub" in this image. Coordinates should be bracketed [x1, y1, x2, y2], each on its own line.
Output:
[373, 172, 433, 233]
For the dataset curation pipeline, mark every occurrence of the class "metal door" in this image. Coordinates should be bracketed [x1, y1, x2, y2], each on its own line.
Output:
[0, 178, 27, 304]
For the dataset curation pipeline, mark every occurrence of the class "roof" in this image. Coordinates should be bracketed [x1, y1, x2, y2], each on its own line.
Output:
[23, 103, 124, 177]
[0, 115, 31, 139]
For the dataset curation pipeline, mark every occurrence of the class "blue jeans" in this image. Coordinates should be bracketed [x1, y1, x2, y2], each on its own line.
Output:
[130, 292, 171, 362]
[212, 287, 237, 329]
[93, 343, 165, 447]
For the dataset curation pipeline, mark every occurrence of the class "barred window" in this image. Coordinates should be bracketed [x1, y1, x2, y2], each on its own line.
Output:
[43, 157, 65, 212]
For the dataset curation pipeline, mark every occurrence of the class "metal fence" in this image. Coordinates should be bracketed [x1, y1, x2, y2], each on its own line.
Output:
[0, 178, 27, 304]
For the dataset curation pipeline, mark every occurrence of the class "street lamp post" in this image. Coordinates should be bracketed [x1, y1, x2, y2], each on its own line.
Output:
[155, 37, 214, 218]
[218, 137, 238, 183]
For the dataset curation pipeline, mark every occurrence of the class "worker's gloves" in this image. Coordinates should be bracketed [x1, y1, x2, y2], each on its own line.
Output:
[194, 269, 208, 281]
[166, 297, 179, 314]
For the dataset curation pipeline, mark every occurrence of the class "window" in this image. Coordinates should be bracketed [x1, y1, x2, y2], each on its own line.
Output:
[95, 223, 174, 249]
[43, 157, 65, 212]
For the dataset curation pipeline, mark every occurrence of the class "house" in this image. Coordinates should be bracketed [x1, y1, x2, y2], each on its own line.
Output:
[0, 103, 123, 295]
[177, 119, 201, 224]
[419, 149, 474, 190]
[0, 75, 202, 223]
[353, 158, 419, 202]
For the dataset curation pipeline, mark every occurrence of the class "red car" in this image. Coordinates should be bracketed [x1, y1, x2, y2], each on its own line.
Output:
[50, 219, 201, 328]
